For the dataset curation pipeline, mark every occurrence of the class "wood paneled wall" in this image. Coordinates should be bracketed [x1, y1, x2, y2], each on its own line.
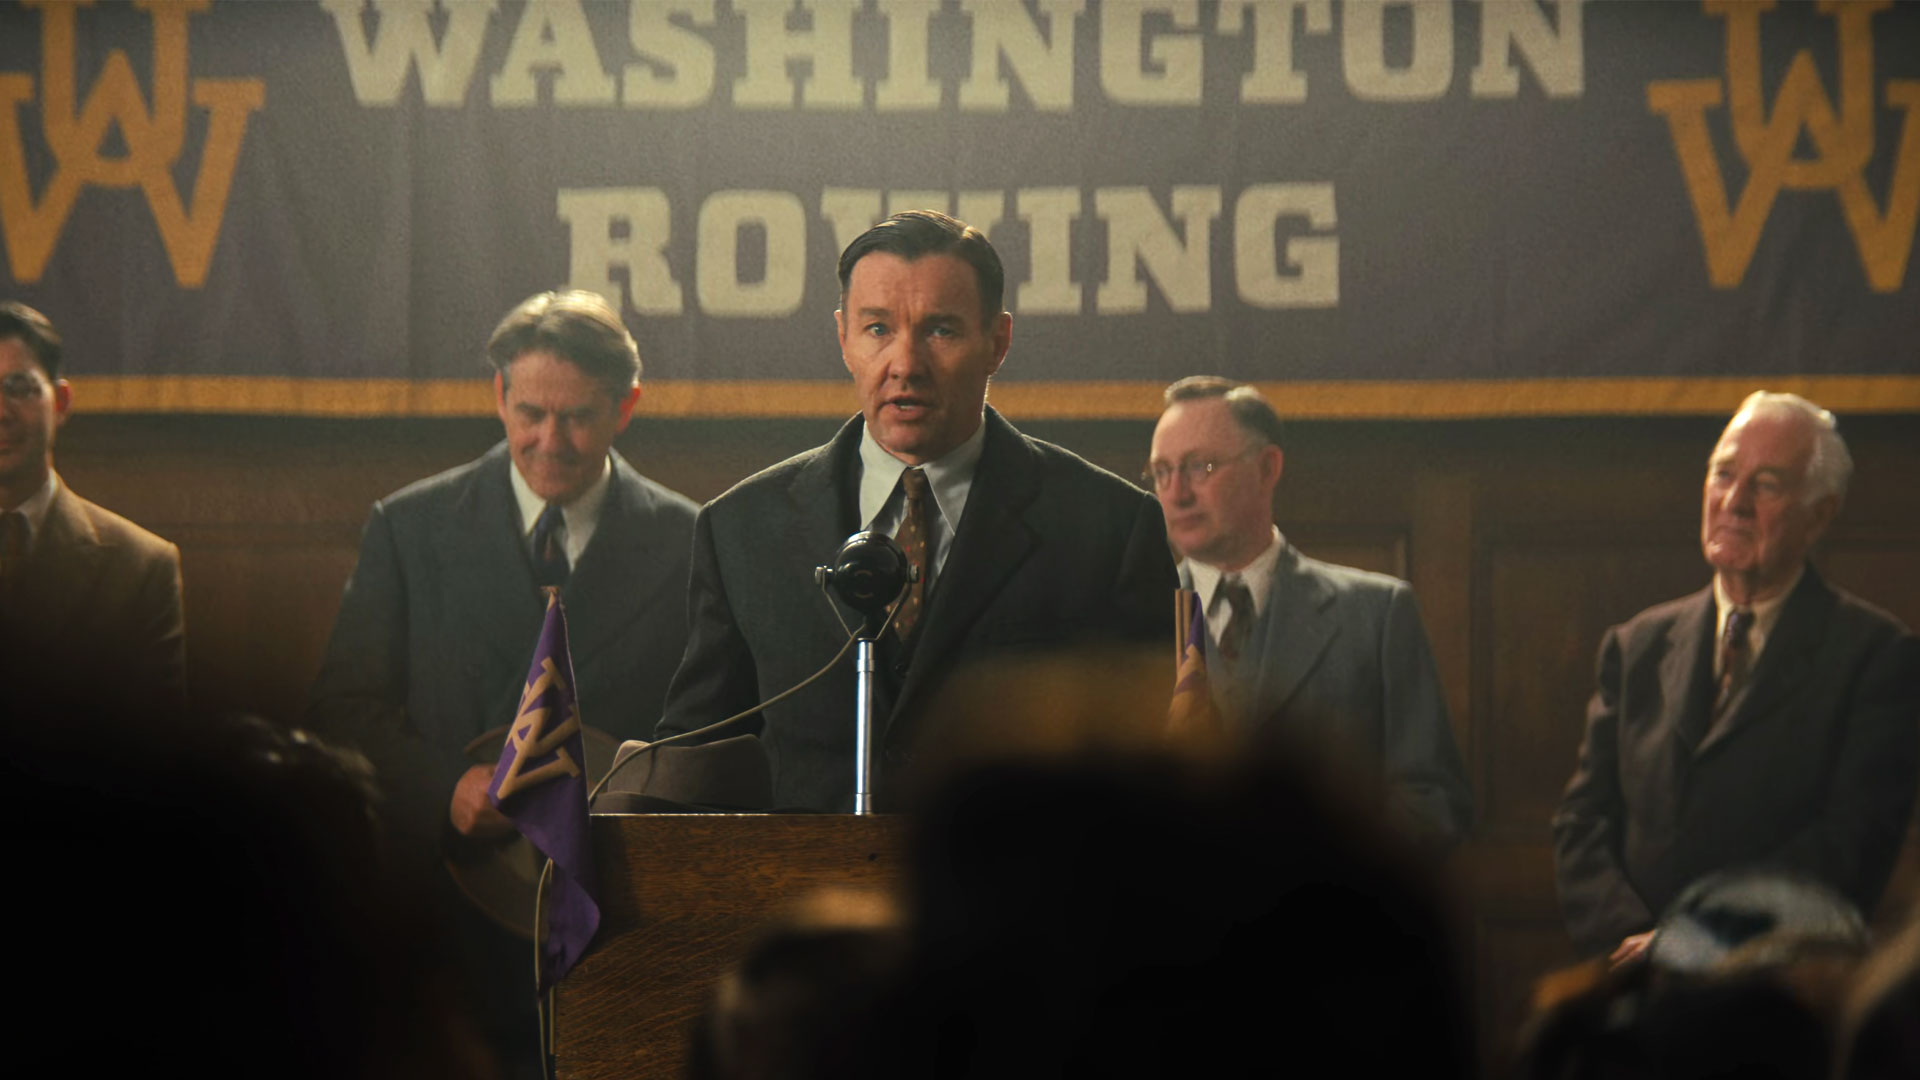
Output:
[51, 408, 1920, 1069]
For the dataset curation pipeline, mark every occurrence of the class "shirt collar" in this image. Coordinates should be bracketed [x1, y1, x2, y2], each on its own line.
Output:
[1713, 563, 1802, 663]
[508, 453, 613, 539]
[1187, 526, 1284, 617]
[857, 415, 988, 531]
[7, 470, 59, 553]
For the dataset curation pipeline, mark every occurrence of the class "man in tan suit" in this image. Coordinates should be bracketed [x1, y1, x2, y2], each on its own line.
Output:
[0, 301, 185, 716]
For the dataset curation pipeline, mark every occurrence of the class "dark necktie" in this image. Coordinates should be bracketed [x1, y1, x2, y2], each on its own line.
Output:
[1218, 577, 1255, 663]
[892, 468, 929, 640]
[0, 511, 25, 597]
[532, 503, 569, 588]
[1714, 607, 1754, 719]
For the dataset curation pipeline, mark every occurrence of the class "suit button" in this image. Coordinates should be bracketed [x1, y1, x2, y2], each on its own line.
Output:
[893, 659, 910, 676]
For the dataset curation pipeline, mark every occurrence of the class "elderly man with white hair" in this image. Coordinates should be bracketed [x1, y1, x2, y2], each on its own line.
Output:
[1553, 392, 1920, 964]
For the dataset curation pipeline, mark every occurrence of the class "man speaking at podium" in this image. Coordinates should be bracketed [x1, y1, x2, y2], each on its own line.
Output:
[655, 211, 1176, 811]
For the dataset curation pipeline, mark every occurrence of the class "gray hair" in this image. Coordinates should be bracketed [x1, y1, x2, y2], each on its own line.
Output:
[1730, 391, 1852, 505]
[1162, 376, 1284, 451]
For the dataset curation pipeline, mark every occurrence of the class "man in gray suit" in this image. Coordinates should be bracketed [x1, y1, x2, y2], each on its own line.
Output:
[309, 291, 698, 1074]
[655, 211, 1176, 811]
[1149, 376, 1471, 847]
[1553, 392, 1918, 964]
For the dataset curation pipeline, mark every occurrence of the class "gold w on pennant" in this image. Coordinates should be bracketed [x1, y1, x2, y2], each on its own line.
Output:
[0, 0, 264, 288]
[1647, 0, 1920, 292]
[495, 657, 584, 801]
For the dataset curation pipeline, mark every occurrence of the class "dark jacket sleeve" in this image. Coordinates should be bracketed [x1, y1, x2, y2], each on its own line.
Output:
[1753, 626, 1920, 915]
[306, 502, 468, 843]
[1552, 625, 1657, 955]
[129, 537, 187, 716]
[1379, 583, 1474, 848]
[654, 504, 765, 745]
[1113, 491, 1179, 642]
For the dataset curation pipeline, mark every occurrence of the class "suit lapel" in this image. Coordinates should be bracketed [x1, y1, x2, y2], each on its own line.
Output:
[565, 452, 678, 665]
[440, 445, 544, 669]
[1666, 588, 1718, 755]
[784, 418, 868, 638]
[1247, 545, 1337, 723]
[1696, 568, 1833, 758]
[892, 409, 1039, 727]
[27, 483, 104, 642]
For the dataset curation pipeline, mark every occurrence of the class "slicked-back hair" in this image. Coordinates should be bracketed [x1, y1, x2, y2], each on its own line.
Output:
[1163, 376, 1284, 452]
[0, 301, 62, 380]
[485, 290, 640, 400]
[1729, 390, 1854, 506]
[836, 210, 1005, 324]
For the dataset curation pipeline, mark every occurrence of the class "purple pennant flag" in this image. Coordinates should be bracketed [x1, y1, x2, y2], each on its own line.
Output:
[489, 590, 599, 989]
[1168, 589, 1218, 733]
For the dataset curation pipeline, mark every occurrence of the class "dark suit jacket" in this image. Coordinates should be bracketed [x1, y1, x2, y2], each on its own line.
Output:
[655, 407, 1178, 811]
[3, 478, 186, 717]
[1182, 545, 1472, 846]
[307, 444, 698, 845]
[1552, 567, 1920, 956]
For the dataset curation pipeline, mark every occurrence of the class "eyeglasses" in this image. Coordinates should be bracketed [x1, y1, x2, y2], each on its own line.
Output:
[1142, 447, 1261, 491]
[1, 373, 49, 404]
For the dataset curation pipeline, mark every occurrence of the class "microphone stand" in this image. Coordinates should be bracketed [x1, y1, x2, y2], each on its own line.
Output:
[815, 531, 915, 816]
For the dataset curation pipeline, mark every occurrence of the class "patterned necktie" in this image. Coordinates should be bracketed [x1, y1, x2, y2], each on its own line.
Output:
[1218, 577, 1255, 663]
[532, 503, 569, 588]
[892, 468, 929, 640]
[0, 511, 25, 596]
[1714, 607, 1754, 719]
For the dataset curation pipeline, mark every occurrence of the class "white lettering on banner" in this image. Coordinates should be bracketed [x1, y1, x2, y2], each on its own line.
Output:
[490, 0, 616, 105]
[562, 184, 1339, 317]
[1017, 187, 1085, 314]
[958, 0, 1085, 112]
[874, 0, 942, 110]
[319, 0, 496, 107]
[1235, 182, 1337, 307]
[324, 0, 1588, 108]
[1218, 0, 1331, 105]
[819, 188, 884, 261]
[1096, 186, 1222, 313]
[1102, 1, 1204, 106]
[624, 0, 716, 108]
[696, 191, 810, 315]
[733, 0, 862, 110]
[556, 187, 683, 314]
[1471, 0, 1584, 99]
[1343, 0, 1453, 102]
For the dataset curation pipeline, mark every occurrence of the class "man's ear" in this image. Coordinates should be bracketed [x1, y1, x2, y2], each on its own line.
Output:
[986, 311, 1012, 377]
[1259, 445, 1284, 489]
[613, 384, 641, 433]
[52, 378, 71, 428]
[1806, 494, 1840, 546]
[493, 371, 509, 425]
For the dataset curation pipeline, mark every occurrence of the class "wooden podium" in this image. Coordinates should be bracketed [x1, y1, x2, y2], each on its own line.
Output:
[554, 814, 908, 1080]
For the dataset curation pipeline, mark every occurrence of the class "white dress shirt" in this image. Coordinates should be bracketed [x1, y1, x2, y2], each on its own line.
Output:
[856, 418, 987, 590]
[1185, 526, 1285, 645]
[508, 455, 613, 568]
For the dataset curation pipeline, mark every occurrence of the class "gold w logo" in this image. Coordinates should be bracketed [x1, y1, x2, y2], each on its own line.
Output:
[1648, 0, 1920, 293]
[0, 0, 264, 288]
[495, 657, 584, 801]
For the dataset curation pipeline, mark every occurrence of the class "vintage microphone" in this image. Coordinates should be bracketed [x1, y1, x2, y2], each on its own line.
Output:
[814, 530, 916, 814]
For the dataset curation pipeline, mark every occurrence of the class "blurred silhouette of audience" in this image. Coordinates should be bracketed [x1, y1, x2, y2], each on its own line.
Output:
[1513, 870, 1920, 1080]
[9, 709, 492, 1079]
[687, 651, 1475, 1079]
